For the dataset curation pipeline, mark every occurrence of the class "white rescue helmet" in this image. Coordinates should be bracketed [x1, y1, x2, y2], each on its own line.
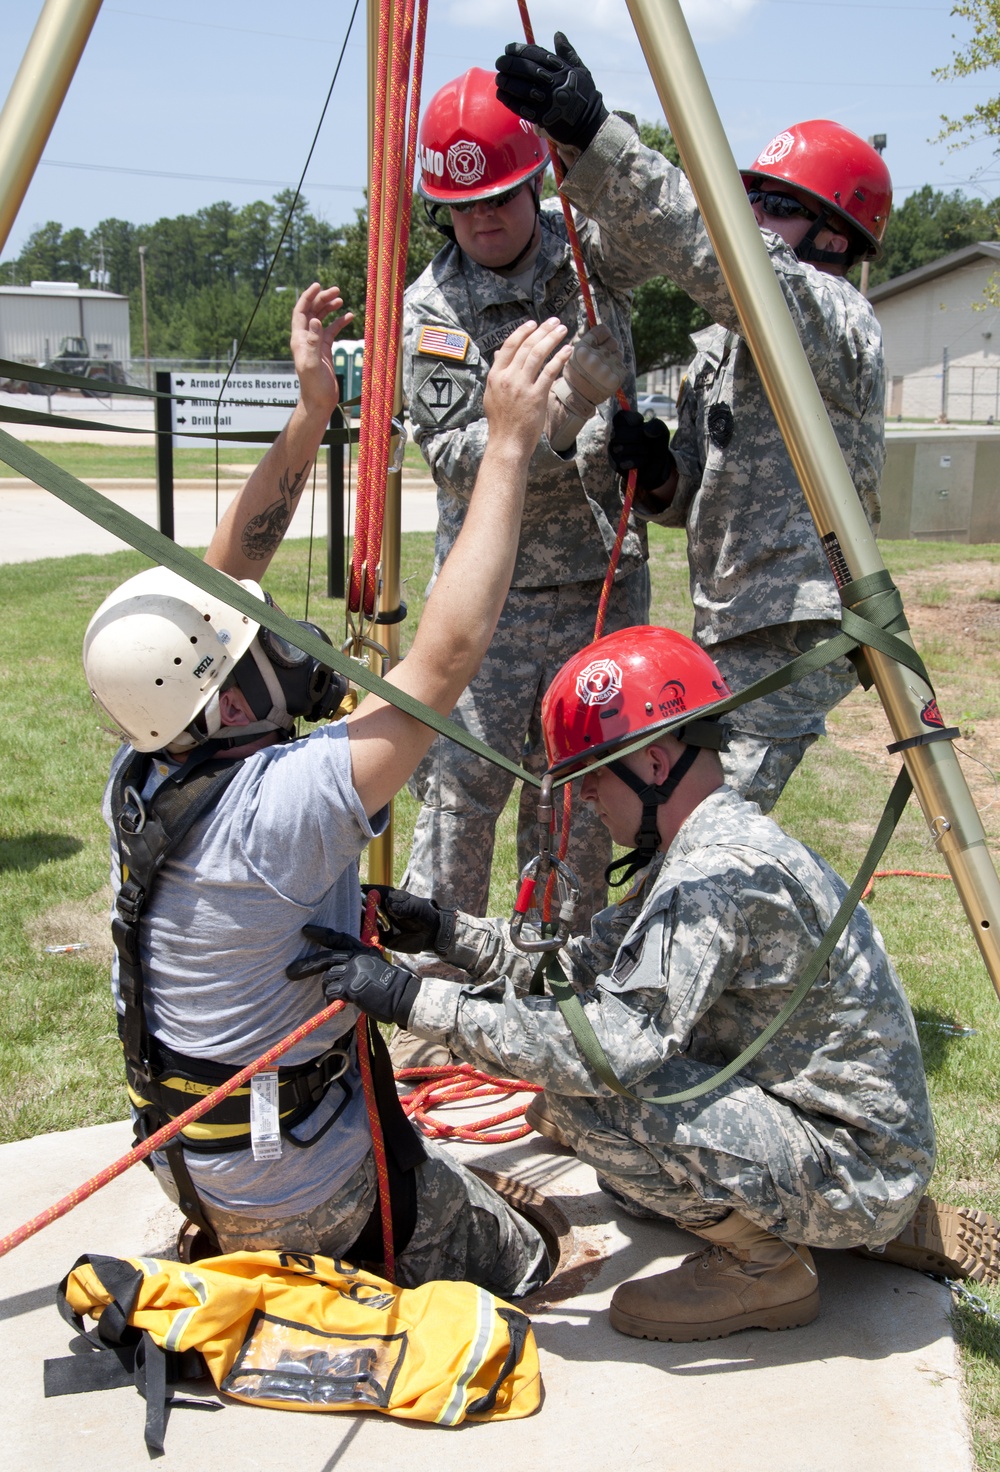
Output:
[82, 566, 262, 753]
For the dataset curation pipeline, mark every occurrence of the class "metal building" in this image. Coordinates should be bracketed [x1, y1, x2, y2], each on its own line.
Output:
[869, 243, 1000, 423]
[0, 281, 129, 366]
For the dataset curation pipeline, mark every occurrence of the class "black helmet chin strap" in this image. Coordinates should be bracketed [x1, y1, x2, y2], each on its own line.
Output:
[603, 744, 700, 889]
[794, 210, 851, 268]
[424, 198, 456, 244]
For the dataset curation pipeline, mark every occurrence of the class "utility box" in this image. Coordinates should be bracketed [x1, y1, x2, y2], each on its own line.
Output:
[880, 430, 1000, 544]
[0, 282, 129, 367]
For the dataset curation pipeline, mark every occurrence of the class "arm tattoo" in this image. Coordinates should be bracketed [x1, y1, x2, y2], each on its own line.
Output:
[240, 463, 311, 560]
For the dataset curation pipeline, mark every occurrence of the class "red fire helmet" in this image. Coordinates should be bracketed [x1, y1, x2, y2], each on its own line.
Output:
[542, 626, 731, 778]
[741, 119, 892, 256]
[417, 67, 548, 206]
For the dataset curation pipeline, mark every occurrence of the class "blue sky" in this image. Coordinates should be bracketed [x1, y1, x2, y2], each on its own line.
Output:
[1, 0, 998, 262]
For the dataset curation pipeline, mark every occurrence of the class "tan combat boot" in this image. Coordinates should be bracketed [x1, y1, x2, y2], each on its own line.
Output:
[609, 1210, 820, 1342]
[525, 1092, 573, 1148]
[388, 1028, 454, 1071]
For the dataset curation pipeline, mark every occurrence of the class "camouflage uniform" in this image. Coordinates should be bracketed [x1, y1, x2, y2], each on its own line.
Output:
[559, 117, 886, 810]
[167, 1141, 547, 1299]
[407, 785, 935, 1249]
[403, 202, 649, 924]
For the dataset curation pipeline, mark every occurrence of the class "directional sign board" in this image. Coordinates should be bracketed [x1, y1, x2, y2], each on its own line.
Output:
[170, 372, 300, 447]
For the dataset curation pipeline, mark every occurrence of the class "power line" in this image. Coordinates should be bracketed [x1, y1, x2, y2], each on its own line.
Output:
[39, 158, 365, 193]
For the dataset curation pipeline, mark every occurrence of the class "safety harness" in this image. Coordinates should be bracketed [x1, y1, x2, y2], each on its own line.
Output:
[109, 744, 424, 1257]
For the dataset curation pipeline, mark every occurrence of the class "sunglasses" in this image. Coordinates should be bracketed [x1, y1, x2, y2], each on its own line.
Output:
[451, 182, 525, 214]
[746, 188, 818, 222]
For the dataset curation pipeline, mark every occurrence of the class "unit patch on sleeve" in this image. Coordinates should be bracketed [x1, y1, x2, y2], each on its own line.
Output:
[412, 359, 474, 426]
[417, 325, 471, 362]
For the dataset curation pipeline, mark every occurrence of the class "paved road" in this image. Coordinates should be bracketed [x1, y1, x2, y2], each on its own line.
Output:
[1, 479, 439, 563]
[0, 389, 438, 562]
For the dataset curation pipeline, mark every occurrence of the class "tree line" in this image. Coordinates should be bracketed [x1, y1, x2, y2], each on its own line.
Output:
[1, 125, 996, 374]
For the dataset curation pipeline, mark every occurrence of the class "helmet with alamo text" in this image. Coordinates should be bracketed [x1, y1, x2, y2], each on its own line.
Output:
[418, 67, 548, 206]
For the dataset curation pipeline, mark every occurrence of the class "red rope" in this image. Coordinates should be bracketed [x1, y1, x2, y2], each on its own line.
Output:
[0, 998, 348, 1260]
[356, 888, 397, 1278]
[862, 869, 952, 901]
[515, 0, 640, 904]
[349, 0, 426, 617]
[397, 1064, 542, 1144]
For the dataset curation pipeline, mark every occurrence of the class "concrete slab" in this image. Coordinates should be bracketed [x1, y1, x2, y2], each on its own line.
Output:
[0, 1114, 973, 1472]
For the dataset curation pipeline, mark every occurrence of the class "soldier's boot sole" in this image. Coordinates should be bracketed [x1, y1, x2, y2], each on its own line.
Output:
[525, 1092, 572, 1148]
[851, 1197, 1000, 1283]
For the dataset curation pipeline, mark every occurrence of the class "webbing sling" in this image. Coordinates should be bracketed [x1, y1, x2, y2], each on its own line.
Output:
[0, 428, 537, 791]
[539, 765, 914, 1105]
[564, 571, 932, 791]
[0, 401, 360, 445]
[0, 427, 932, 798]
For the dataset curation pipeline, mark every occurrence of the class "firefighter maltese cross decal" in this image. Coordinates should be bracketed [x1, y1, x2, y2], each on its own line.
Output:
[577, 658, 623, 707]
[446, 139, 487, 187]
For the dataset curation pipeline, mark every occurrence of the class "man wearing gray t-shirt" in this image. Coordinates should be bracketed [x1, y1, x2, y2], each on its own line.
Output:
[83, 286, 571, 1295]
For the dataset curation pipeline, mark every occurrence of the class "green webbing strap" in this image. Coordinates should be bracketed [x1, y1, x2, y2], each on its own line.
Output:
[0, 356, 160, 397]
[0, 428, 539, 790]
[541, 764, 914, 1105]
[0, 421, 931, 800]
[0, 401, 359, 445]
[0, 404, 155, 435]
[553, 573, 932, 790]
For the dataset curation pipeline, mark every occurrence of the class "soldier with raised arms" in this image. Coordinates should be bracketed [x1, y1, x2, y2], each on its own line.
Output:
[495, 35, 891, 812]
[82, 285, 571, 1296]
[401, 67, 650, 950]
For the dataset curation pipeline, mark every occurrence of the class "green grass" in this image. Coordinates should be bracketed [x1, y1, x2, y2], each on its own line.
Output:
[0, 441, 270, 480]
[3, 526, 1000, 1464]
[0, 439, 428, 481]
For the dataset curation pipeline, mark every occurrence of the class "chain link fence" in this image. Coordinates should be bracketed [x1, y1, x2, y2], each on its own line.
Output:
[889, 360, 1000, 424]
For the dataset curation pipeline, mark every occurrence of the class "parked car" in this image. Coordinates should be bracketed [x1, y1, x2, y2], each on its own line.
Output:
[635, 391, 677, 418]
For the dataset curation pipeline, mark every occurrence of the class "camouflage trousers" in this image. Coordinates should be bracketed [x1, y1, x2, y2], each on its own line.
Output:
[403, 568, 650, 929]
[546, 1056, 929, 1250]
[708, 620, 858, 813]
[172, 1140, 547, 1298]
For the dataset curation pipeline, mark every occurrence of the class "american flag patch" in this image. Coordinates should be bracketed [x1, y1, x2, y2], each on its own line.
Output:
[417, 325, 470, 362]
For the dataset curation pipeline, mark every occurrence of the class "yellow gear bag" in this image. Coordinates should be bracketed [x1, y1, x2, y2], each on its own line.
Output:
[55, 1249, 540, 1438]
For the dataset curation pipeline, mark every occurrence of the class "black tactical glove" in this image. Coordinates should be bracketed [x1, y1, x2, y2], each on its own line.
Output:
[496, 32, 608, 152]
[361, 884, 456, 954]
[286, 925, 421, 1028]
[609, 409, 676, 495]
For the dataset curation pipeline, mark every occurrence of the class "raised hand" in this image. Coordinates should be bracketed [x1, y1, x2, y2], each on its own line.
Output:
[483, 316, 571, 455]
[495, 32, 607, 152]
[290, 283, 354, 422]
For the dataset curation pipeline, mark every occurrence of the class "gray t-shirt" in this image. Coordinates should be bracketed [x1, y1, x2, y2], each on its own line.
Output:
[103, 723, 388, 1216]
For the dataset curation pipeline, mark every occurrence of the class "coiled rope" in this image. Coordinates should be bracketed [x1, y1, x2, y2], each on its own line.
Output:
[398, 1065, 542, 1144]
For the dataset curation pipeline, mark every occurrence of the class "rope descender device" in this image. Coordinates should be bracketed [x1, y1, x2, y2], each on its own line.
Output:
[509, 775, 581, 952]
